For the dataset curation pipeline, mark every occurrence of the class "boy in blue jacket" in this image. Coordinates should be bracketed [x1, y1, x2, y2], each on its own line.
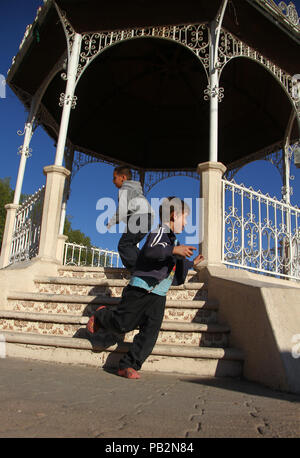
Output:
[87, 196, 204, 379]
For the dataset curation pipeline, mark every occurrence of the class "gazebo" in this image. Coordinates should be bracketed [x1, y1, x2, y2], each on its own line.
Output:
[0, 0, 300, 392]
[1, 0, 299, 269]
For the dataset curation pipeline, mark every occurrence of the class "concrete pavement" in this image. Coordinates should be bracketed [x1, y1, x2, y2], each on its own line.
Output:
[0, 357, 299, 439]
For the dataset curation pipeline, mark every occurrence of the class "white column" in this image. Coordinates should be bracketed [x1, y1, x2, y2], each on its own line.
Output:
[208, 21, 219, 163]
[208, 0, 228, 163]
[13, 100, 38, 205]
[54, 33, 82, 166]
[59, 146, 74, 235]
[282, 110, 296, 205]
[197, 161, 227, 265]
[38, 165, 71, 263]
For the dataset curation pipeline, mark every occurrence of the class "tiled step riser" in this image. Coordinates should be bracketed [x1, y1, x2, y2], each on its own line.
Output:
[58, 269, 128, 280]
[37, 284, 208, 301]
[58, 269, 198, 282]
[7, 300, 218, 324]
[59, 271, 108, 280]
[5, 342, 243, 377]
[0, 320, 229, 347]
[165, 308, 217, 324]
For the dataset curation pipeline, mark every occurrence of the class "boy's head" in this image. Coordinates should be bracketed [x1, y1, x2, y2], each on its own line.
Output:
[159, 197, 190, 234]
[113, 166, 132, 188]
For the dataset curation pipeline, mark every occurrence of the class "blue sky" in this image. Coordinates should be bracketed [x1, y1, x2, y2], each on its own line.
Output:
[0, 0, 299, 254]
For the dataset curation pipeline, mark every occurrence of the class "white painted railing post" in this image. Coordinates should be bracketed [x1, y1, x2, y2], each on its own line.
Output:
[0, 204, 20, 268]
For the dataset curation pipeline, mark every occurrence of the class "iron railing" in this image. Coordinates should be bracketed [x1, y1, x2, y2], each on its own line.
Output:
[9, 186, 45, 264]
[222, 179, 300, 280]
[63, 242, 121, 268]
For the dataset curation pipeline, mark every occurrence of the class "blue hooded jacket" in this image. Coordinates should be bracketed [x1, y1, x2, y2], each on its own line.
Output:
[132, 224, 193, 287]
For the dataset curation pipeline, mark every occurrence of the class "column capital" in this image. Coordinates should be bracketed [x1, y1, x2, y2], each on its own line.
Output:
[197, 161, 227, 175]
[4, 203, 20, 211]
[43, 165, 71, 177]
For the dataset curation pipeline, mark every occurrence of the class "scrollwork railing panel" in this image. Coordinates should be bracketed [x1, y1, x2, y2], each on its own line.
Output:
[222, 179, 300, 280]
[63, 242, 121, 268]
[9, 186, 45, 264]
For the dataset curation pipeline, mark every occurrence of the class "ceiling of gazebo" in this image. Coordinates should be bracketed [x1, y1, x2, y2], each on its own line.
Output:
[41, 36, 298, 169]
[6, 0, 300, 170]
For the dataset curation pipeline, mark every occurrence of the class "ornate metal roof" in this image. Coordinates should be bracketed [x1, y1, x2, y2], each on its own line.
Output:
[6, 0, 300, 171]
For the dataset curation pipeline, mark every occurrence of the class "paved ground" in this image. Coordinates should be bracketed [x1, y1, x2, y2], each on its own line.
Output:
[0, 357, 299, 440]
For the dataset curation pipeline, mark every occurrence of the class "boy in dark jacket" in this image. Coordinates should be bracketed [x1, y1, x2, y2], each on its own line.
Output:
[87, 196, 204, 379]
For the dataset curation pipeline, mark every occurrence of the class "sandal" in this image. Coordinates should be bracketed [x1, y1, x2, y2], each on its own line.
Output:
[117, 367, 141, 379]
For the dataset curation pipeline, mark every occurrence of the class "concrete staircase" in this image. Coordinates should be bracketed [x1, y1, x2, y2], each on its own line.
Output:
[0, 266, 244, 377]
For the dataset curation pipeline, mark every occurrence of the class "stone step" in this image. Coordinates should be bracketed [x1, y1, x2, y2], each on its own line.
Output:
[58, 266, 198, 282]
[34, 276, 207, 301]
[1, 331, 244, 377]
[7, 292, 218, 323]
[0, 311, 229, 347]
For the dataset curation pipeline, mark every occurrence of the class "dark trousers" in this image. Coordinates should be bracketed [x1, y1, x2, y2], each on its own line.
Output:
[94, 285, 166, 371]
[118, 213, 153, 272]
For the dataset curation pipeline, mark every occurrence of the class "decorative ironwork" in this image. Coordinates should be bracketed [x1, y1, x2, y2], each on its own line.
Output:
[59, 93, 77, 109]
[278, 1, 300, 26]
[70, 149, 200, 194]
[17, 145, 32, 158]
[53, 3, 76, 60]
[204, 84, 224, 102]
[76, 23, 210, 83]
[256, 1, 300, 28]
[222, 179, 300, 280]
[217, 27, 297, 110]
[225, 141, 299, 205]
[71, 150, 116, 179]
[9, 186, 45, 265]
[63, 242, 121, 268]
[143, 170, 201, 194]
[224, 142, 284, 180]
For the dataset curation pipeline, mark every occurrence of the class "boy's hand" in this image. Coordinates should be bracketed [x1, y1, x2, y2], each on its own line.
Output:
[193, 254, 205, 267]
[173, 245, 196, 258]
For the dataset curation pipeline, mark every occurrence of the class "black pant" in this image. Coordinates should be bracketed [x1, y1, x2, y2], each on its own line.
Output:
[94, 285, 166, 371]
[118, 213, 153, 272]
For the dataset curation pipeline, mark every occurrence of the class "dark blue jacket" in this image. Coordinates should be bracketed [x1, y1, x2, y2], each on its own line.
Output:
[132, 224, 193, 286]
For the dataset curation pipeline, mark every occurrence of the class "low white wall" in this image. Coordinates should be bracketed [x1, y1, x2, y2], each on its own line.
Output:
[0, 258, 59, 309]
[205, 265, 300, 394]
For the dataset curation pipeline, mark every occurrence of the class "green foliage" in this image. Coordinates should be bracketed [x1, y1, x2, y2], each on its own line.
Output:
[0, 177, 14, 248]
[63, 216, 111, 267]
[0, 181, 109, 266]
[63, 216, 92, 247]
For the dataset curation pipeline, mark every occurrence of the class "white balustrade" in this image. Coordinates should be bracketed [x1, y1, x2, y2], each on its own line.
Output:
[222, 179, 300, 280]
[9, 186, 45, 264]
[63, 242, 120, 268]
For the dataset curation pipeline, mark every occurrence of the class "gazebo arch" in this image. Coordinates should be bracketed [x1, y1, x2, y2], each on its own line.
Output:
[219, 51, 299, 203]
[61, 34, 209, 169]
[217, 28, 300, 131]
[73, 24, 211, 87]
[219, 55, 299, 160]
